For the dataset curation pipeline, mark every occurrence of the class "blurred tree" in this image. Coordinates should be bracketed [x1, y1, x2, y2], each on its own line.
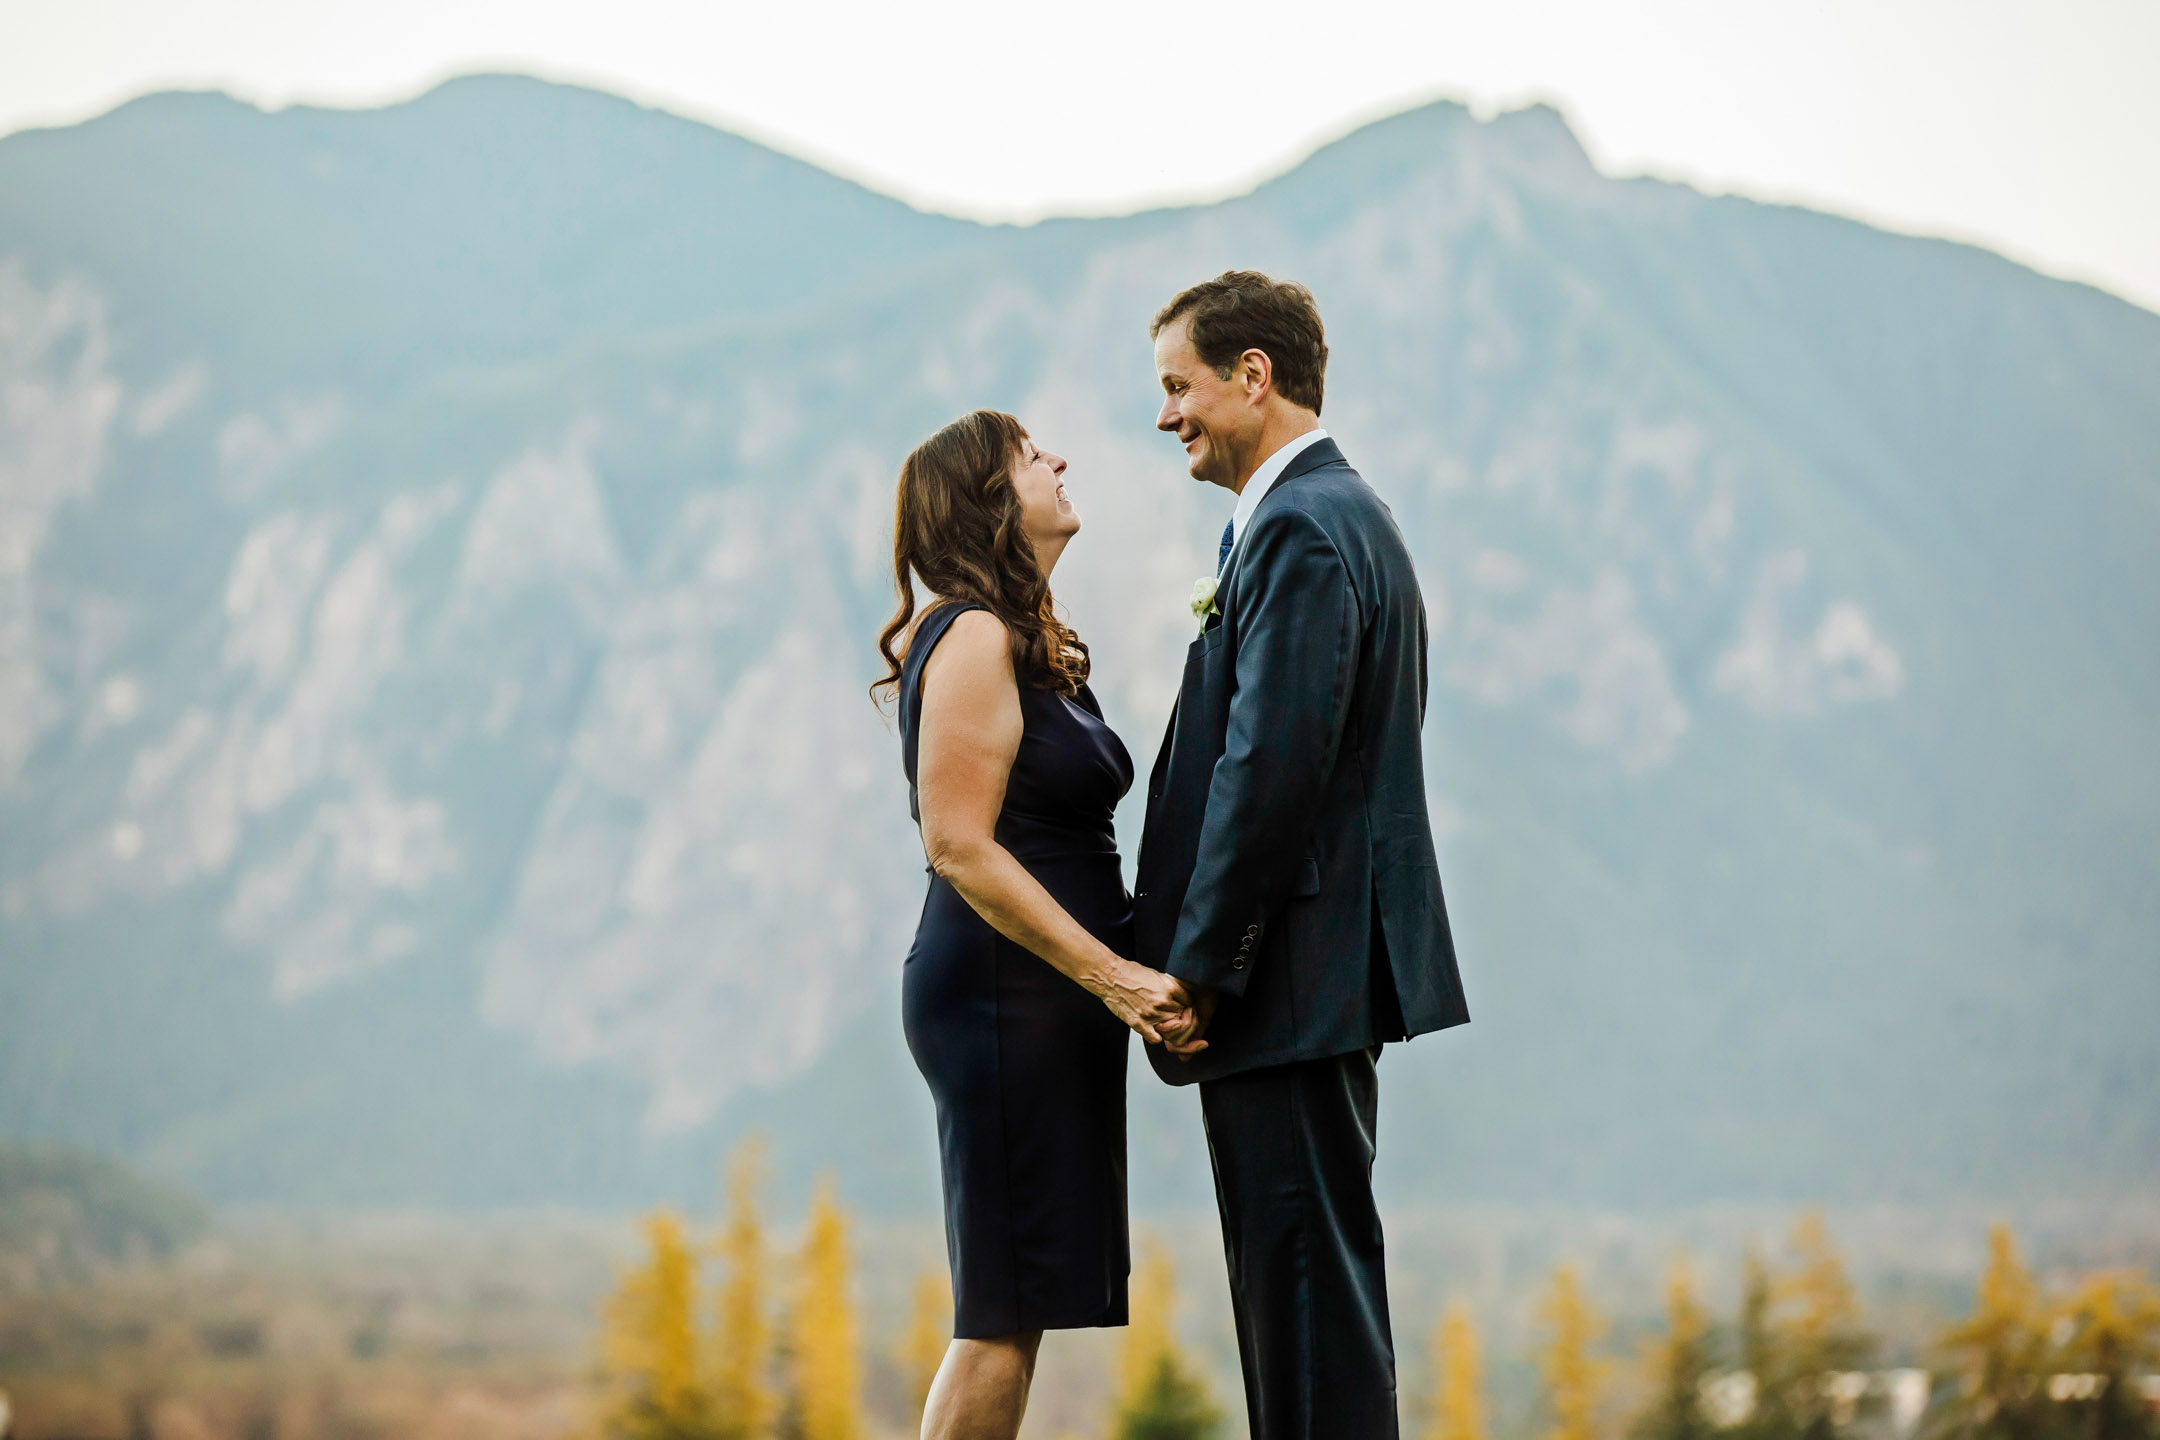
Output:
[1426, 1302, 1490, 1440]
[898, 1269, 950, 1426]
[788, 1181, 863, 1440]
[1111, 1244, 1222, 1440]
[2055, 1272, 2160, 1440]
[1541, 1264, 1609, 1440]
[1932, 1224, 2051, 1440]
[1782, 1214, 1872, 1376]
[713, 1138, 775, 1440]
[1740, 1249, 1778, 1431]
[1777, 1213, 1876, 1440]
[1634, 1258, 1714, 1440]
[1735, 1215, 1877, 1440]
[600, 1210, 722, 1440]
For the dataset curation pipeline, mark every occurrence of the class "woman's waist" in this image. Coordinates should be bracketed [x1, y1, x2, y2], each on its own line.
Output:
[917, 870, 1133, 956]
[992, 812, 1119, 863]
[920, 848, 1130, 918]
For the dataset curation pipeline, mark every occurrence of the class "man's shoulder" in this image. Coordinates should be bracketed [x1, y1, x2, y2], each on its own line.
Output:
[1260, 456, 1389, 537]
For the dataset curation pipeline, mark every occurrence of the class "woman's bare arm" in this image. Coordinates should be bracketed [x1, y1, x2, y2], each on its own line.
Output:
[916, 609, 1201, 1050]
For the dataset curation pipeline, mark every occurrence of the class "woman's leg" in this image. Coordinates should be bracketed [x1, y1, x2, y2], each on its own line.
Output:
[921, 1332, 1044, 1440]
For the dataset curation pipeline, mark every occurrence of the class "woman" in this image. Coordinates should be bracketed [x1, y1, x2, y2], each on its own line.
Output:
[872, 411, 1201, 1439]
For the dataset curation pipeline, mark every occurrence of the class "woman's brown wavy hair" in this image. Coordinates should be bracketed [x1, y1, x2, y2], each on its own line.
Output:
[871, 409, 1090, 706]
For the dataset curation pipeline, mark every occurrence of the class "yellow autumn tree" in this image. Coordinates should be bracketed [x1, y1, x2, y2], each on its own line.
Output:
[1540, 1264, 1608, 1440]
[1426, 1302, 1490, 1440]
[1634, 1258, 1712, 1440]
[1739, 1249, 1776, 1405]
[1775, 1212, 1873, 1438]
[789, 1180, 864, 1440]
[899, 1270, 951, 1425]
[1779, 1213, 1869, 1379]
[1935, 1224, 2047, 1440]
[2055, 1271, 2160, 1440]
[1112, 1242, 1221, 1440]
[601, 1210, 720, 1440]
[712, 1138, 775, 1440]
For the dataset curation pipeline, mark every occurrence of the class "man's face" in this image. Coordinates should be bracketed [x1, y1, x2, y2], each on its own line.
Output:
[1154, 318, 1254, 490]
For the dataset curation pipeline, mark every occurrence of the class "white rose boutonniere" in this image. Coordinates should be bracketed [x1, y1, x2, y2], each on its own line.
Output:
[1189, 576, 1219, 626]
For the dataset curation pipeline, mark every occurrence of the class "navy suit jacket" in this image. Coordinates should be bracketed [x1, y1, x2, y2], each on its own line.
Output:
[1133, 438, 1468, 1085]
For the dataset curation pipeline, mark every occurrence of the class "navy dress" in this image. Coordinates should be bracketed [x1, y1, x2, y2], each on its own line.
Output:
[899, 601, 1136, 1338]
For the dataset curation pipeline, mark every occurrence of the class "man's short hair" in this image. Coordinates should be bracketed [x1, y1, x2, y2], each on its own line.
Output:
[1151, 270, 1328, 415]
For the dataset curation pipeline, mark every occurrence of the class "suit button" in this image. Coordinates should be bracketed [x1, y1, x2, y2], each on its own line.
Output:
[1231, 957, 1247, 970]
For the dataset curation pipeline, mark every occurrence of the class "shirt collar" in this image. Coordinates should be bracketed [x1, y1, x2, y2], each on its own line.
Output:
[1229, 427, 1329, 549]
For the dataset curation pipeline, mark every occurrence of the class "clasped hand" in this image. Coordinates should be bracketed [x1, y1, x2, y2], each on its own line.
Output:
[1100, 960, 1213, 1057]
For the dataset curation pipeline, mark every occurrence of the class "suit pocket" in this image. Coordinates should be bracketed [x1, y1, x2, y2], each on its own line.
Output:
[1291, 854, 1322, 897]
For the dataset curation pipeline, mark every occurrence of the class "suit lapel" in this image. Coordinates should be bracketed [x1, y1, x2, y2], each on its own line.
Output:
[1215, 436, 1345, 606]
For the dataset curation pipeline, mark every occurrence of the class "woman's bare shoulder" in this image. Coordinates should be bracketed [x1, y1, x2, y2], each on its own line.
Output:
[920, 607, 1013, 687]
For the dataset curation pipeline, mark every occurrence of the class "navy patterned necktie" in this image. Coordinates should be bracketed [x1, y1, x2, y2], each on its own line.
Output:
[1217, 518, 1235, 577]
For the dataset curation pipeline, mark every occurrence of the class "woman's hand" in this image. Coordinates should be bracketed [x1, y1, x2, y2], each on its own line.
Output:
[1095, 959, 1206, 1053]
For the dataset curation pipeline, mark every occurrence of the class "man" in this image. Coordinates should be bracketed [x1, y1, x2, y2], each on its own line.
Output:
[1134, 271, 1469, 1437]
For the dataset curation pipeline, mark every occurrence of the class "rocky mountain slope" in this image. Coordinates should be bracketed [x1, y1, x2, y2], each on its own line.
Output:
[1, 76, 2154, 1209]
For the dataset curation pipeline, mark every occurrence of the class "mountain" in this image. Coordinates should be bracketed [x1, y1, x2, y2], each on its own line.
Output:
[0, 75, 2154, 1212]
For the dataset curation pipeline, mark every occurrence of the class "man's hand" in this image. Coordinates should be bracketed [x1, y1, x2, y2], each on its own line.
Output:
[1164, 985, 1218, 1060]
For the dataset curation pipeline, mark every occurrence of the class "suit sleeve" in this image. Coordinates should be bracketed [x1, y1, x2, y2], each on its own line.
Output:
[1166, 509, 1360, 997]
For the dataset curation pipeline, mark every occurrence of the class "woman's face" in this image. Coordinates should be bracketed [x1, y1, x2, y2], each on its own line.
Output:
[1011, 436, 1078, 553]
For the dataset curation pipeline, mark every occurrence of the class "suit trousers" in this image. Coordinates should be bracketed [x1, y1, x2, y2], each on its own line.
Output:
[1199, 1045, 1397, 1439]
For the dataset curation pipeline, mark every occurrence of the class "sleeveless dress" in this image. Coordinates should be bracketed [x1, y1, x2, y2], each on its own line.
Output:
[898, 601, 1136, 1338]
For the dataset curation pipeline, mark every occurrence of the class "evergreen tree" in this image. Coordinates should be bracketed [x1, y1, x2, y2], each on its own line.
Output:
[1933, 1224, 2050, 1440]
[2056, 1272, 2160, 1440]
[1118, 1354, 1226, 1440]
[1541, 1264, 1609, 1440]
[789, 1180, 863, 1440]
[713, 1138, 775, 1440]
[1634, 1258, 1713, 1440]
[898, 1269, 950, 1426]
[601, 1209, 722, 1440]
[1427, 1302, 1491, 1440]
[1111, 1245, 1222, 1440]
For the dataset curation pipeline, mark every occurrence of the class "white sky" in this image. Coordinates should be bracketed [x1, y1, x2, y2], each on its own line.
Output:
[4, 0, 2156, 312]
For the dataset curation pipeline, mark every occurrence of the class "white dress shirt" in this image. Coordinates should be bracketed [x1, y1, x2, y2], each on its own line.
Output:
[1226, 427, 1329, 561]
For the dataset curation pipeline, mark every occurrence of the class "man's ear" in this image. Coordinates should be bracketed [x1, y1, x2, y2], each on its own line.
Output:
[1240, 348, 1274, 405]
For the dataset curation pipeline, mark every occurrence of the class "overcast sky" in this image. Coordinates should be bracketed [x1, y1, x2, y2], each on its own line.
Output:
[4, 0, 2156, 312]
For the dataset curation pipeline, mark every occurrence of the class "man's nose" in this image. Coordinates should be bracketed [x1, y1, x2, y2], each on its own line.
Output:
[1156, 396, 1179, 431]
